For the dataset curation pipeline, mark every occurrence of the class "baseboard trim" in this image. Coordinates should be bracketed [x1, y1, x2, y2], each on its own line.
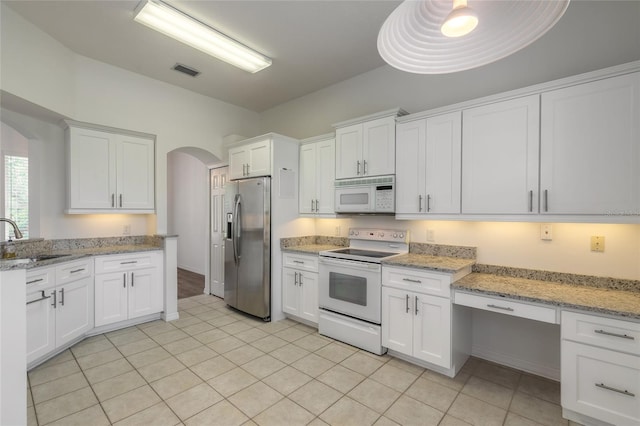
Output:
[162, 312, 180, 322]
[471, 344, 560, 381]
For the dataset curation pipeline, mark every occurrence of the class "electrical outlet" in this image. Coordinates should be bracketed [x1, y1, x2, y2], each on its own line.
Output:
[426, 229, 435, 242]
[590, 236, 605, 252]
[540, 224, 553, 241]
[123, 224, 131, 235]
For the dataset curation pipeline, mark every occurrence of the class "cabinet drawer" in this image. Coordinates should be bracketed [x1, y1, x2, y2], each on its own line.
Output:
[95, 251, 161, 274]
[56, 259, 93, 285]
[454, 291, 558, 324]
[283, 253, 318, 273]
[562, 341, 640, 425]
[26, 267, 55, 292]
[562, 311, 640, 355]
[382, 266, 451, 297]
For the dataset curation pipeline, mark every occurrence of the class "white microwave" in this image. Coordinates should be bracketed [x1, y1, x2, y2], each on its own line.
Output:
[334, 175, 395, 213]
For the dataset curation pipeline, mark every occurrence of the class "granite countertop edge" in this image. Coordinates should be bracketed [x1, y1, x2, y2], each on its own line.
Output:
[452, 275, 640, 321]
[281, 244, 345, 254]
[381, 254, 476, 273]
[0, 244, 163, 271]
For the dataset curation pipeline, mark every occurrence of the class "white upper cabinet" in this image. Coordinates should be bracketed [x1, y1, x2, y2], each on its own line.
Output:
[396, 111, 461, 216]
[65, 121, 155, 214]
[540, 72, 640, 215]
[299, 137, 335, 215]
[462, 95, 540, 214]
[229, 139, 271, 180]
[335, 110, 404, 179]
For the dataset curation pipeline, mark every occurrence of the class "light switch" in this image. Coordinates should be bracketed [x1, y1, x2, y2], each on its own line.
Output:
[590, 236, 605, 252]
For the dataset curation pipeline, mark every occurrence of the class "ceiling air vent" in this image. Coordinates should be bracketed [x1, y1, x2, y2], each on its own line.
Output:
[172, 63, 200, 77]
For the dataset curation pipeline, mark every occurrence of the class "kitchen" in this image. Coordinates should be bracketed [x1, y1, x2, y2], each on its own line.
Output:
[1, 1, 639, 425]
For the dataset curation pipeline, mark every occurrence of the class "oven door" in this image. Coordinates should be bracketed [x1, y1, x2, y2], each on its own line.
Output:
[334, 186, 374, 213]
[319, 256, 381, 324]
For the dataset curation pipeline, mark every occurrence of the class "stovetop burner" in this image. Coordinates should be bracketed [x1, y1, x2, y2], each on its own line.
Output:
[329, 248, 398, 259]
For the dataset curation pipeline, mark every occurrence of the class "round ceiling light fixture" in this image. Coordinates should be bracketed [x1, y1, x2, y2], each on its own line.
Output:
[378, 0, 570, 74]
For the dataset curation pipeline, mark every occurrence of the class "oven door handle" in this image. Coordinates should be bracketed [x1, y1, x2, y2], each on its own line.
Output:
[319, 256, 380, 271]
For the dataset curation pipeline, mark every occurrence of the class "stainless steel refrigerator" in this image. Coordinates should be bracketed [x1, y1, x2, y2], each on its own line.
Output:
[224, 177, 271, 321]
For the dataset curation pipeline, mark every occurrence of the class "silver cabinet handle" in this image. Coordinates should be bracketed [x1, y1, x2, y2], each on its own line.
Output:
[120, 260, 138, 264]
[27, 278, 44, 285]
[402, 278, 422, 284]
[26, 291, 51, 305]
[112, 194, 115, 207]
[299, 273, 303, 286]
[418, 195, 423, 212]
[487, 304, 514, 312]
[415, 296, 419, 315]
[70, 268, 84, 274]
[294, 272, 299, 286]
[529, 190, 533, 212]
[544, 189, 548, 212]
[119, 194, 123, 207]
[246, 163, 250, 175]
[131, 272, 135, 287]
[123, 273, 126, 288]
[59, 288, 65, 306]
[356, 160, 361, 175]
[594, 329, 635, 340]
[51, 290, 57, 308]
[595, 383, 635, 397]
[315, 199, 319, 212]
[363, 160, 367, 175]
[405, 294, 410, 313]
[293, 260, 304, 264]
[311, 200, 315, 212]
[427, 194, 431, 212]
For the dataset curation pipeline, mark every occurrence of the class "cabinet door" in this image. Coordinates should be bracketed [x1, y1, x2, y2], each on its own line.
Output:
[67, 127, 116, 210]
[26, 288, 56, 364]
[282, 268, 300, 316]
[316, 139, 336, 214]
[462, 95, 540, 214]
[128, 268, 162, 320]
[298, 271, 318, 324]
[413, 294, 451, 368]
[117, 135, 155, 210]
[395, 120, 426, 214]
[426, 111, 462, 214]
[95, 271, 128, 327]
[363, 116, 396, 177]
[247, 139, 271, 177]
[381, 287, 413, 356]
[335, 124, 363, 179]
[541, 72, 640, 215]
[229, 146, 248, 180]
[56, 277, 93, 347]
[299, 143, 317, 214]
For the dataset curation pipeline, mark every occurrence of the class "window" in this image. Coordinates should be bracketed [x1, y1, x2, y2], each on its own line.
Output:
[4, 154, 29, 240]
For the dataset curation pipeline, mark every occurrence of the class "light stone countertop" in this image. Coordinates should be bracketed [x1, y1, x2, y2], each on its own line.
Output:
[453, 273, 640, 321]
[382, 253, 476, 273]
[281, 244, 346, 254]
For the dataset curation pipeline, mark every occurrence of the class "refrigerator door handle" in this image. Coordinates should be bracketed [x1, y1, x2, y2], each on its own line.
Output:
[234, 194, 242, 262]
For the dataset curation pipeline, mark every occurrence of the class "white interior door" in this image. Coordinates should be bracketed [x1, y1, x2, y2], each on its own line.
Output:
[210, 167, 227, 298]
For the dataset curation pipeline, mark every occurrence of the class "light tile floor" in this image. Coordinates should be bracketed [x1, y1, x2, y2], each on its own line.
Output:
[27, 294, 581, 426]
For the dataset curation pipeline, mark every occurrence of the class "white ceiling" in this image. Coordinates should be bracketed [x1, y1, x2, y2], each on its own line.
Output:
[5, 0, 402, 112]
[5, 1, 640, 114]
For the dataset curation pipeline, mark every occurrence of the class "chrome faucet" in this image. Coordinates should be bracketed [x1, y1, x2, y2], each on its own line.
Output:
[0, 218, 24, 240]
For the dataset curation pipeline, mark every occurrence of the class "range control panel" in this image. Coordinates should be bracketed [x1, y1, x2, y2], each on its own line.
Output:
[348, 228, 409, 243]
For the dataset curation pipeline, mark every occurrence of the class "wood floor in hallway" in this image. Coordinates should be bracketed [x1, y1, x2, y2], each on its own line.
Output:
[177, 268, 205, 299]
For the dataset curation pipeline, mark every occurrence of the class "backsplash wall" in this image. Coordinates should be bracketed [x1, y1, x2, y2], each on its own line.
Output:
[315, 218, 640, 280]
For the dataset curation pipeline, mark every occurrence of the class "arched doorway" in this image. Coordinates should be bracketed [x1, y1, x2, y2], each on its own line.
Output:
[167, 147, 223, 298]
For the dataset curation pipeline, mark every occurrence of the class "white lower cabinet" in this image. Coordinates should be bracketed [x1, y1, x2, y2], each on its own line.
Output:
[282, 253, 319, 325]
[95, 251, 163, 327]
[382, 266, 468, 373]
[561, 311, 640, 426]
[26, 260, 94, 365]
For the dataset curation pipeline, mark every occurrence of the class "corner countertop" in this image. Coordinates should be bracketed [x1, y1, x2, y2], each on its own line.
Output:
[382, 253, 475, 273]
[453, 273, 640, 321]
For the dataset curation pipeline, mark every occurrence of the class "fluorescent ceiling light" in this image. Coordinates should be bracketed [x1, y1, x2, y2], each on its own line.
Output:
[134, 0, 272, 73]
